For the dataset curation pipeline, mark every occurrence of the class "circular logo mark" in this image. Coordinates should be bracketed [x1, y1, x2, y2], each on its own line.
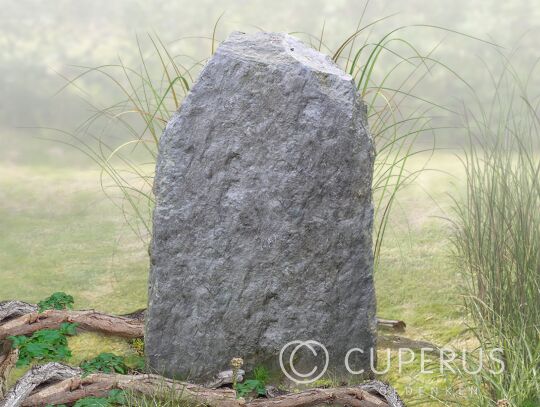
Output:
[279, 340, 329, 384]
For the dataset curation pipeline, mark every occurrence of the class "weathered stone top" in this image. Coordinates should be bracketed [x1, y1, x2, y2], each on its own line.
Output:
[218, 31, 351, 79]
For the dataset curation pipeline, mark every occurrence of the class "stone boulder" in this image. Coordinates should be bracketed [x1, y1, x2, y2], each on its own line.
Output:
[146, 31, 376, 381]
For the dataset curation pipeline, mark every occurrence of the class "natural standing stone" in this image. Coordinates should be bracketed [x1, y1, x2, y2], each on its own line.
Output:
[146, 31, 376, 381]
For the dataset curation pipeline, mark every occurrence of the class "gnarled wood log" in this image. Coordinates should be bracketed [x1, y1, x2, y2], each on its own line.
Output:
[23, 378, 397, 407]
[1, 363, 398, 407]
[357, 381, 405, 407]
[23, 377, 394, 407]
[0, 309, 144, 340]
[0, 363, 82, 407]
[0, 303, 37, 324]
[248, 387, 389, 407]
[23, 371, 239, 407]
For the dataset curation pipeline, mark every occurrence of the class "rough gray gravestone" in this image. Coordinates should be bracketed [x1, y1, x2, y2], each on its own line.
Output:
[146, 31, 376, 381]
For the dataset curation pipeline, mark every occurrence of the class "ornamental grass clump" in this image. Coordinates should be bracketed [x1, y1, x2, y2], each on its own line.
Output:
[451, 60, 540, 406]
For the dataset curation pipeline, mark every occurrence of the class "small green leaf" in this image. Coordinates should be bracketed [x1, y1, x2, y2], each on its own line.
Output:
[9, 325, 75, 366]
[80, 353, 128, 377]
[38, 292, 74, 313]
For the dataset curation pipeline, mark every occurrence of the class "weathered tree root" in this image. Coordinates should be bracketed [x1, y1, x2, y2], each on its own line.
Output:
[247, 386, 391, 406]
[0, 363, 82, 407]
[0, 362, 400, 407]
[357, 381, 405, 407]
[21, 370, 240, 407]
[0, 303, 38, 324]
[0, 309, 144, 340]
[0, 301, 145, 340]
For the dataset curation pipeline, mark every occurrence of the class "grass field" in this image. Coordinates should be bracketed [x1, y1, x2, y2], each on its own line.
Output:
[0, 151, 470, 404]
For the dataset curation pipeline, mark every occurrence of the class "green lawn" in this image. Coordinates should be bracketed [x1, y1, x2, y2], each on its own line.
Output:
[0, 151, 470, 404]
[0, 165, 149, 312]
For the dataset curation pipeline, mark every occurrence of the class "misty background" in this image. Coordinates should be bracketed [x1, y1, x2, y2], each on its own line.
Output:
[1, 0, 539, 166]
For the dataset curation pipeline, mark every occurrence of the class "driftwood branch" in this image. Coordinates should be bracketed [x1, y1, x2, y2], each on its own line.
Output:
[0, 363, 82, 407]
[22, 371, 239, 407]
[0, 303, 38, 324]
[356, 381, 405, 407]
[0, 309, 144, 340]
[248, 386, 390, 407]
[1, 362, 398, 407]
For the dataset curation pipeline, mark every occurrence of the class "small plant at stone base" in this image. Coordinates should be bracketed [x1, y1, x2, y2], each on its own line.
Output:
[81, 352, 129, 376]
[235, 365, 269, 399]
[9, 322, 78, 366]
[37, 292, 74, 312]
[235, 379, 266, 399]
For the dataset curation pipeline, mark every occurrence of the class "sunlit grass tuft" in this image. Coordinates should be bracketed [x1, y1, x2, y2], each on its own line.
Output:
[450, 58, 540, 406]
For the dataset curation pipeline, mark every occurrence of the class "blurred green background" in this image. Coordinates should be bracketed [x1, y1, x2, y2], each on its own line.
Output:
[1, 0, 539, 165]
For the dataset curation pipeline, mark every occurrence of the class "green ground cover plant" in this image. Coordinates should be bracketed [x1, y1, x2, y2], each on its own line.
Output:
[9, 322, 78, 366]
[81, 352, 129, 376]
[38, 292, 74, 312]
[235, 366, 269, 398]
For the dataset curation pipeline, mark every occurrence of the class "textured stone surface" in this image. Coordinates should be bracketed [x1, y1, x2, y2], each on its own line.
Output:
[146, 31, 376, 380]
